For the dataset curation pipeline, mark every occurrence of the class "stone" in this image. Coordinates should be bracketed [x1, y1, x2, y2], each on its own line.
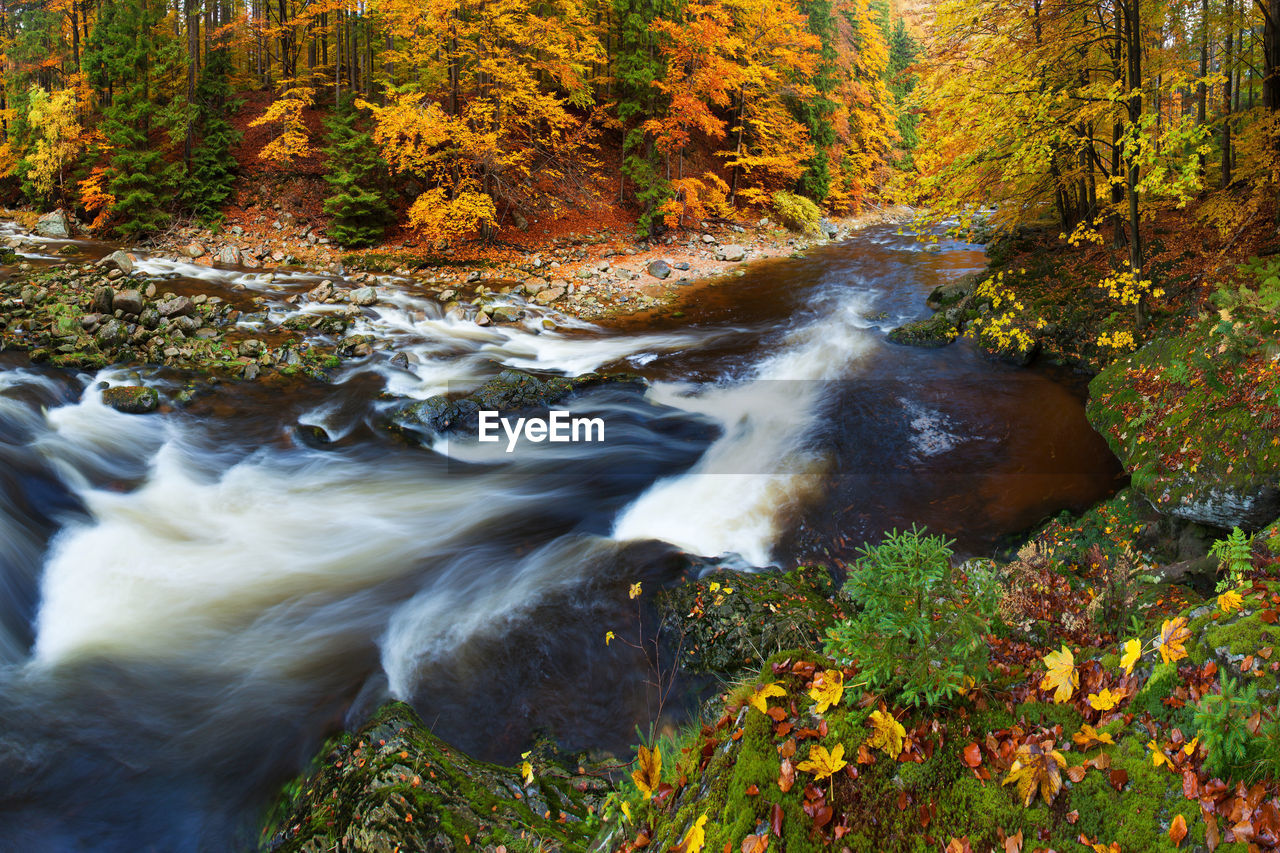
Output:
[185, 242, 206, 258]
[217, 246, 242, 266]
[139, 307, 160, 330]
[490, 305, 521, 323]
[716, 244, 747, 262]
[819, 218, 840, 240]
[701, 233, 716, 244]
[112, 289, 144, 316]
[646, 259, 673, 279]
[156, 296, 194, 318]
[475, 311, 492, 327]
[349, 286, 379, 306]
[239, 339, 265, 357]
[103, 250, 134, 275]
[91, 285, 115, 315]
[101, 385, 159, 414]
[674, 262, 691, 271]
[887, 313, 959, 348]
[533, 285, 566, 304]
[35, 209, 71, 239]
[390, 352, 410, 369]
[79, 313, 103, 330]
[95, 318, 127, 349]
[927, 273, 981, 310]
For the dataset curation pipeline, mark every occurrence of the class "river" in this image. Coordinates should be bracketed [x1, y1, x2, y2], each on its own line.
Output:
[0, 222, 1118, 851]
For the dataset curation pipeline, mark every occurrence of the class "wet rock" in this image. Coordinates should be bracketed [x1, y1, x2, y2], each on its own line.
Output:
[389, 352, 409, 369]
[94, 318, 127, 349]
[156, 296, 194, 318]
[103, 250, 134, 275]
[349, 286, 378, 306]
[475, 311, 492, 327]
[716, 244, 747, 262]
[927, 272, 980, 310]
[490, 305, 521, 323]
[238, 339, 265, 357]
[217, 246, 242, 266]
[101, 385, 159, 414]
[308, 280, 333, 302]
[888, 312, 959, 348]
[646, 259, 672, 279]
[534, 285, 567, 304]
[35, 209, 71, 239]
[819, 218, 840, 240]
[79, 313, 104, 330]
[112, 289, 144, 316]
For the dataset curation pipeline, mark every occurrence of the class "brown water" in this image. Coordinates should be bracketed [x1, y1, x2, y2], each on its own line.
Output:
[0, 222, 1118, 851]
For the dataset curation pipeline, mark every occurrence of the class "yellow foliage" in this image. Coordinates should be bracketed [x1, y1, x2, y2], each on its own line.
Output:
[747, 681, 786, 715]
[1157, 617, 1191, 664]
[1039, 644, 1078, 704]
[1120, 638, 1142, 675]
[808, 669, 844, 714]
[1002, 742, 1066, 806]
[26, 85, 85, 201]
[1072, 724, 1115, 750]
[796, 743, 848, 780]
[250, 86, 314, 166]
[678, 814, 709, 853]
[864, 710, 906, 758]
[631, 745, 661, 798]
[1217, 589, 1243, 613]
[407, 188, 497, 245]
[1086, 687, 1121, 712]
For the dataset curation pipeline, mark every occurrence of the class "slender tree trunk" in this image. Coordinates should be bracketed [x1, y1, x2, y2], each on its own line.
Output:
[185, 0, 199, 166]
[1223, 0, 1234, 186]
[1197, 0, 1207, 177]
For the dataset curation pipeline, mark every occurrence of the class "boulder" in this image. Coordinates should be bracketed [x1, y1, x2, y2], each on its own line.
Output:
[646, 259, 673, 279]
[112, 289, 144, 316]
[217, 246, 242, 266]
[103, 250, 134, 275]
[533, 285, 566, 304]
[155, 296, 193, 318]
[927, 272, 981, 310]
[716, 244, 747, 262]
[94, 318, 127, 349]
[185, 242, 206, 258]
[819, 218, 840, 240]
[35, 210, 71, 239]
[887, 312, 959, 348]
[101, 385, 159, 415]
[490, 305, 521, 323]
[90, 285, 115, 315]
[349, 286, 379, 306]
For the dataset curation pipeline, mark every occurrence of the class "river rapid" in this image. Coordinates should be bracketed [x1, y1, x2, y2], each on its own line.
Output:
[0, 223, 1118, 851]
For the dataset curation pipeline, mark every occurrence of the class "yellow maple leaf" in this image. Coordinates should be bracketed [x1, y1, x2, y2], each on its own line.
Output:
[1158, 617, 1191, 664]
[748, 682, 787, 715]
[629, 582, 643, 599]
[809, 669, 845, 714]
[632, 745, 661, 798]
[796, 743, 848, 780]
[521, 761, 534, 785]
[1072, 724, 1115, 750]
[1040, 645, 1078, 704]
[679, 814, 708, 853]
[620, 801, 631, 822]
[1218, 589, 1243, 613]
[1002, 742, 1066, 806]
[1120, 638, 1142, 675]
[1087, 687, 1122, 712]
[865, 710, 907, 759]
[1183, 736, 1199, 757]
[1148, 739, 1172, 769]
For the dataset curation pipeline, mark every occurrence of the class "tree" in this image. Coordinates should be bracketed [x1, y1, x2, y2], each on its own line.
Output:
[183, 49, 241, 224]
[24, 85, 85, 205]
[321, 96, 393, 247]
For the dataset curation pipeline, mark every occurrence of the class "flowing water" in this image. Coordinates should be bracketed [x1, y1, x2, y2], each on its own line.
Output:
[0, 223, 1119, 851]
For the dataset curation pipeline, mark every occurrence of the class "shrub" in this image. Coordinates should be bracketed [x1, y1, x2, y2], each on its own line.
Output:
[824, 526, 1000, 707]
[771, 190, 822, 235]
[1194, 676, 1280, 783]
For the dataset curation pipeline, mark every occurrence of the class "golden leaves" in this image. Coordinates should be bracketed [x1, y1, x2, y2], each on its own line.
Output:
[407, 188, 497, 244]
[250, 86, 315, 166]
[1002, 741, 1066, 806]
[1169, 813, 1188, 847]
[1072, 724, 1115, 751]
[1087, 687, 1121, 712]
[808, 670, 844, 714]
[632, 745, 661, 798]
[865, 710, 906, 759]
[1120, 638, 1142, 675]
[1158, 617, 1191, 664]
[748, 682, 786, 716]
[604, 631, 615, 646]
[1039, 645, 1078, 704]
[795, 744, 847, 781]
[676, 814, 708, 853]
[1218, 588, 1243, 613]
[629, 582, 643, 599]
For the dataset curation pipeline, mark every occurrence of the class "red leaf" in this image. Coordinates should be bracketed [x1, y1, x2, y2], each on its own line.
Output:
[778, 758, 795, 793]
[770, 803, 784, 838]
[1109, 768, 1129, 791]
[1261, 610, 1278, 624]
[962, 743, 982, 768]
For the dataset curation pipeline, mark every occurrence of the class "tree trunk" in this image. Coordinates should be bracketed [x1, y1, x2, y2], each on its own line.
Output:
[185, 0, 198, 166]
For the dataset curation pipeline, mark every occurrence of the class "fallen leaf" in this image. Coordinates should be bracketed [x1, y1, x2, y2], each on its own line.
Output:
[1218, 589, 1243, 613]
[1040, 645, 1079, 703]
[962, 742, 983, 768]
[741, 835, 768, 853]
[1159, 617, 1191, 663]
[865, 710, 907, 759]
[945, 837, 973, 853]
[748, 683, 787, 716]
[1067, 765, 1087, 783]
[770, 803, 783, 838]
[796, 743, 848, 780]
[1121, 638, 1142, 675]
[1073, 724, 1116, 750]
[778, 758, 795, 792]
[1109, 768, 1129, 791]
[808, 670, 845, 714]
[1003, 742, 1066, 806]
[675, 814, 708, 853]
[1170, 813, 1187, 847]
[1087, 687, 1122, 712]
[1261, 609, 1278, 624]
[1066, 809, 1080, 824]
[1004, 829, 1023, 853]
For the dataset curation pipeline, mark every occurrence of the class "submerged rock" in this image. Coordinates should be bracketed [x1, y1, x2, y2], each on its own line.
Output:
[260, 702, 606, 853]
[101, 385, 159, 414]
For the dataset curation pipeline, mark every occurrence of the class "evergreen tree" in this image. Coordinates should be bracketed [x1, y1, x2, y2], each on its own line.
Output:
[321, 96, 392, 248]
[87, 0, 171, 239]
[613, 0, 671, 234]
[793, 0, 839, 202]
[184, 50, 241, 225]
[885, 17, 920, 167]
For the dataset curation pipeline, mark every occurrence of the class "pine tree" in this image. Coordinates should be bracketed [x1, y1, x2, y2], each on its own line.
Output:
[321, 96, 392, 248]
[885, 16, 920, 167]
[793, 0, 839, 202]
[184, 50, 240, 225]
[88, 0, 171, 239]
[614, 0, 671, 234]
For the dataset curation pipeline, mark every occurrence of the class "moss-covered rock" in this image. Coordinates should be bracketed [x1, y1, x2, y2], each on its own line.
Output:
[261, 702, 607, 853]
[100, 384, 160, 414]
[657, 565, 841, 676]
[1087, 326, 1280, 531]
[887, 312, 959, 348]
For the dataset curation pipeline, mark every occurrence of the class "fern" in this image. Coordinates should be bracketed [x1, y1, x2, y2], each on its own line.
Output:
[1210, 527, 1253, 593]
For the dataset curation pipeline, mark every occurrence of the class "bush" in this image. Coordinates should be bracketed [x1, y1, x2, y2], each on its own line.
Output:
[1194, 676, 1280, 783]
[771, 190, 822, 235]
[824, 526, 1000, 707]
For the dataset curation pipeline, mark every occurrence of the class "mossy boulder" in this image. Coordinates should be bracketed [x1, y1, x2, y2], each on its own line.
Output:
[887, 312, 959, 348]
[261, 702, 606, 853]
[1087, 327, 1280, 531]
[926, 273, 980, 310]
[100, 385, 159, 414]
[657, 565, 841, 676]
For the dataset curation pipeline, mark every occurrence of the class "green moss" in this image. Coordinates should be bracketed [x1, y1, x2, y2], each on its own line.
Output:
[1131, 660, 1197, 731]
